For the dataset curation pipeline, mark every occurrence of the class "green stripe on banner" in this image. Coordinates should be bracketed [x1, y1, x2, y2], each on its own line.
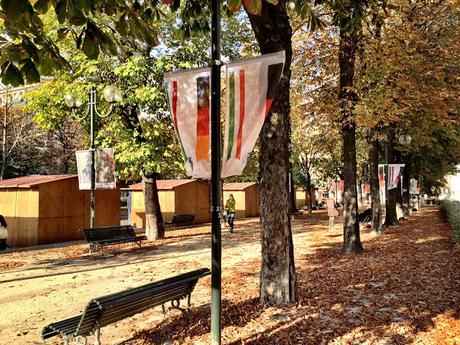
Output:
[227, 71, 236, 160]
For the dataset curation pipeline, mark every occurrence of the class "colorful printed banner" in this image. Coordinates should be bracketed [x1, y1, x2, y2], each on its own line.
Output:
[76, 148, 116, 190]
[378, 164, 405, 191]
[388, 164, 405, 189]
[164, 68, 211, 178]
[222, 51, 286, 177]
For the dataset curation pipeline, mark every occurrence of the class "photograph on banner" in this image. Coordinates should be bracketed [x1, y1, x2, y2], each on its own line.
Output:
[76, 149, 116, 190]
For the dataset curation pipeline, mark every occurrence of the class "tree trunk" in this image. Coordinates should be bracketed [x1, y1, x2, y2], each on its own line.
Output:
[402, 156, 411, 218]
[307, 172, 313, 214]
[246, 0, 296, 305]
[143, 173, 165, 240]
[385, 133, 398, 226]
[339, 27, 363, 254]
[369, 138, 383, 235]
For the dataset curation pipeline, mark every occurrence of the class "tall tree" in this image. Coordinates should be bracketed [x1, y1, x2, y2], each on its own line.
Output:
[243, 0, 297, 305]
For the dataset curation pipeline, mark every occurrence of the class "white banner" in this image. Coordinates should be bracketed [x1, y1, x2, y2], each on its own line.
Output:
[222, 51, 285, 177]
[76, 149, 116, 190]
[378, 164, 405, 191]
[164, 68, 211, 178]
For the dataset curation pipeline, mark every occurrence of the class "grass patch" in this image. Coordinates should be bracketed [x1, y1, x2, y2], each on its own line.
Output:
[440, 199, 460, 243]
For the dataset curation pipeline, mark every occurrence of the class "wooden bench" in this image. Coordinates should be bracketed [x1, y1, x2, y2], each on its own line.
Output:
[80, 225, 147, 254]
[42, 268, 210, 345]
[165, 214, 196, 228]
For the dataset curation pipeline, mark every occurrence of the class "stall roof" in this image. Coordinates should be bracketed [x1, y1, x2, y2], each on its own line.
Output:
[0, 175, 77, 189]
[223, 182, 258, 191]
[128, 179, 200, 191]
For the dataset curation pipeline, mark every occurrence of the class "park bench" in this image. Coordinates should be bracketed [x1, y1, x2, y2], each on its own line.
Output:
[165, 213, 196, 228]
[80, 225, 147, 254]
[42, 268, 210, 345]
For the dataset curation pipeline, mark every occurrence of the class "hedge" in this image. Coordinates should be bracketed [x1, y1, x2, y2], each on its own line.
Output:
[440, 199, 460, 243]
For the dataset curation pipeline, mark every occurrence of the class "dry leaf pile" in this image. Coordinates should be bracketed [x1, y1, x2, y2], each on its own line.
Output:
[126, 208, 460, 345]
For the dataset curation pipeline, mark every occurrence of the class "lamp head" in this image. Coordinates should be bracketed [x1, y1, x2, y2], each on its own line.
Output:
[103, 85, 122, 104]
[64, 92, 82, 109]
[399, 134, 412, 146]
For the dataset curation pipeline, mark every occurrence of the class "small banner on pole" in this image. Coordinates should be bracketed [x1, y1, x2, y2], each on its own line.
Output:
[164, 68, 212, 179]
[221, 51, 285, 177]
[76, 148, 116, 190]
[378, 164, 405, 191]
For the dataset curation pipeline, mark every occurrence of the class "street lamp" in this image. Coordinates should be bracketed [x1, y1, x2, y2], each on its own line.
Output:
[399, 133, 412, 146]
[65, 85, 122, 228]
[398, 133, 412, 216]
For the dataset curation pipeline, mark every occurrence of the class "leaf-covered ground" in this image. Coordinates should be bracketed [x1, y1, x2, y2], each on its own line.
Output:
[0, 207, 458, 344]
[127, 208, 460, 345]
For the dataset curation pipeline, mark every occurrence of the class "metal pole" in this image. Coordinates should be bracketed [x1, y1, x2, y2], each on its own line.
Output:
[1, 87, 8, 180]
[210, 0, 222, 343]
[384, 143, 389, 225]
[90, 87, 96, 228]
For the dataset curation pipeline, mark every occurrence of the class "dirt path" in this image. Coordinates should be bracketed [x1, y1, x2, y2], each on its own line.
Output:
[0, 208, 459, 344]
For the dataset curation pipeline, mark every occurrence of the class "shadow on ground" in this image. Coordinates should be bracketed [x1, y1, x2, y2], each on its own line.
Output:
[123, 208, 460, 344]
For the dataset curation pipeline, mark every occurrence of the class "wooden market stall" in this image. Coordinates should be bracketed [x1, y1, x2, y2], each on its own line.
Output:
[128, 179, 210, 228]
[295, 187, 317, 210]
[0, 175, 120, 247]
[223, 182, 260, 218]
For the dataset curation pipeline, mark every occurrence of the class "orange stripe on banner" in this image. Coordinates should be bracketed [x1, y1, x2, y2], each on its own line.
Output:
[265, 99, 274, 118]
[197, 107, 209, 136]
[236, 70, 245, 159]
[196, 135, 209, 161]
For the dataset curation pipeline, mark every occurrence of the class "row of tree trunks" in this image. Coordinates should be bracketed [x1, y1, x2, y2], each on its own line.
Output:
[246, 0, 297, 305]
[339, 27, 363, 254]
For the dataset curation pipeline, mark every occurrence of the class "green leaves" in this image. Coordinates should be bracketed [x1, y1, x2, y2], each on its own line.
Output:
[34, 0, 49, 14]
[228, 0, 243, 13]
[20, 59, 40, 83]
[243, 0, 262, 15]
[1, 62, 24, 86]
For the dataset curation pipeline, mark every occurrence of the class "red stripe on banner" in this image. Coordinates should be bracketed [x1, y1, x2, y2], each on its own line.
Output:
[197, 107, 209, 136]
[172, 81, 178, 128]
[236, 70, 245, 159]
[265, 99, 274, 118]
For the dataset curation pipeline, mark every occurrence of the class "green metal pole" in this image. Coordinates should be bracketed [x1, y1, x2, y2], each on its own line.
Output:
[90, 87, 96, 228]
[384, 143, 389, 226]
[210, 0, 222, 343]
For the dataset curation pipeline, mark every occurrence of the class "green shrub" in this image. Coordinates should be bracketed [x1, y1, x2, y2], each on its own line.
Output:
[440, 200, 460, 243]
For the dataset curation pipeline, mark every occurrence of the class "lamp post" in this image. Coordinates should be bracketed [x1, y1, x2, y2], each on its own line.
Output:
[64, 85, 122, 228]
[398, 133, 412, 216]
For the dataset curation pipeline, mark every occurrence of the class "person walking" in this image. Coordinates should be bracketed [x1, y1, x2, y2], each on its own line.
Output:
[327, 192, 339, 231]
[0, 215, 8, 250]
[225, 194, 236, 233]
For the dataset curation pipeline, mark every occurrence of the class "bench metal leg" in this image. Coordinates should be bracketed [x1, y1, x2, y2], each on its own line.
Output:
[187, 293, 192, 309]
[94, 327, 101, 345]
[76, 336, 88, 345]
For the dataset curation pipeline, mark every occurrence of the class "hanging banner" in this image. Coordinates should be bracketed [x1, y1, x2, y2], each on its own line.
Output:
[410, 178, 419, 194]
[164, 67, 211, 178]
[221, 51, 286, 177]
[378, 164, 405, 191]
[76, 148, 116, 190]
[387, 164, 405, 190]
